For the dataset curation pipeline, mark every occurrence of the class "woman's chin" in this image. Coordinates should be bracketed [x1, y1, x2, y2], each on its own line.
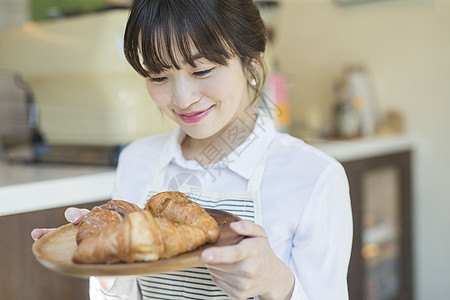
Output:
[178, 118, 218, 140]
[184, 130, 216, 141]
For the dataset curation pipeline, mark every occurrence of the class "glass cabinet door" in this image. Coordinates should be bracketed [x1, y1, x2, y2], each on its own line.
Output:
[362, 166, 401, 300]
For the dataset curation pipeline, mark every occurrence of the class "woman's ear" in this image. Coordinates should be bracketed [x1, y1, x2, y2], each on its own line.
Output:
[245, 58, 259, 80]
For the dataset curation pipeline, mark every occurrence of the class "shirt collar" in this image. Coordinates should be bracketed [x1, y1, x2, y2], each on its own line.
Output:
[226, 110, 276, 179]
[158, 110, 276, 180]
[158, 126, 186, 170]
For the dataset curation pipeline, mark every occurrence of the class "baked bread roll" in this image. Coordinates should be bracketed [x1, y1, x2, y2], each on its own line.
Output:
[156, 218, 208, 259]
[75, 207, 121, 245]
[73, 210, 164, 263]
[76, 200, 141, 245]
[145, 191, 220, 243]
[72, 210, 208, 263]
[72, 192, 219, 264]
[99, 200, 142, 218]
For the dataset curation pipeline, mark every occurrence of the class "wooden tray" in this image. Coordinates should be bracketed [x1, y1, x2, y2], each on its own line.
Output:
[32, 209, 242, 278]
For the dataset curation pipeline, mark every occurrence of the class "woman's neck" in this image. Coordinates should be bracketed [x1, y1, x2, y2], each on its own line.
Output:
[181, 107, 258, 165]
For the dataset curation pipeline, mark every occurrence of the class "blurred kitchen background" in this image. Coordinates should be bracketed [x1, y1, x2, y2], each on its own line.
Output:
[0, 0, 449, 299]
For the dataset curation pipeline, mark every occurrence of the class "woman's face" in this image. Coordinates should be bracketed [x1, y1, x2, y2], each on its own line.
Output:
[145, 51, 252, 140]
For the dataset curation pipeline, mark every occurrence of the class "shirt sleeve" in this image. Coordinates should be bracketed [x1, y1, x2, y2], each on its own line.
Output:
[89, 276, 142, 300]
[289, 162, 353, 300]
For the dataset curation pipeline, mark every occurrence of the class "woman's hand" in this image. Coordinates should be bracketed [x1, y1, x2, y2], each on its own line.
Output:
[201, 221, 295, 300]
[30, 207, 116, 292]
[30, 207, 90, 241]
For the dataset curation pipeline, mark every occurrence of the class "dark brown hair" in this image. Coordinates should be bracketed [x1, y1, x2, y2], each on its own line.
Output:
[124, 0, 268, 103]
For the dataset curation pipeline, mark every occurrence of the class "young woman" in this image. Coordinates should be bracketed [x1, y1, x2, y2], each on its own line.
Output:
[33, 0, 352, 299]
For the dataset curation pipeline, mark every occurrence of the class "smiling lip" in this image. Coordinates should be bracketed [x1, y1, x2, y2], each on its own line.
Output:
[177, 106, 213, 124]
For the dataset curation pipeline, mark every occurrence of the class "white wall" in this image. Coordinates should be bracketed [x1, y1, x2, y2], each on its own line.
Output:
[274, 0, 450, 299]
[0, 0, 28, 35]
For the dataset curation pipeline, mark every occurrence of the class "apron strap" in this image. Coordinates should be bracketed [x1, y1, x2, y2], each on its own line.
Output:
[153, 164, 169, 190]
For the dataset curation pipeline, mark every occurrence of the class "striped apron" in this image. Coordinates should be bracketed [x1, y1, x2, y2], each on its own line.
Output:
[136, 154, 267, 300]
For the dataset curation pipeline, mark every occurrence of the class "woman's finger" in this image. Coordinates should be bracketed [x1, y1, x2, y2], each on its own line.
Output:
[202, 242, 248, 265]
[31, 228, 54, 241]
[229, 220, 266, 238]
[64, 207, 90, 224]
[31, 207, 90, 241]
[202, 235, 266, 265]
[202, 222, 267, 265]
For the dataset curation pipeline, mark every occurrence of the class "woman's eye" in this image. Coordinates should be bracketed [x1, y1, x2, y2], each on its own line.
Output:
[193, 68, 215, 77]
[149, 76, 167, 83]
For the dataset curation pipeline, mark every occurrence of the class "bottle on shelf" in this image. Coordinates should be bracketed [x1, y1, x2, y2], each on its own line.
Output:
[333, 77, 360, 139]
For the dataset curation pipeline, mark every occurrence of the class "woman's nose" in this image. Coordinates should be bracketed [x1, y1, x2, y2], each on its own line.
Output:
[171, 76, 200, 109]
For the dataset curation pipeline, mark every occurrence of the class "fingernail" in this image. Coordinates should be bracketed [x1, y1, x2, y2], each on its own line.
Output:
[65, 207, 81, 223]
[31, 229, 38, 241]
[201, 251, 214, 263]
[231, 221, 243, 231]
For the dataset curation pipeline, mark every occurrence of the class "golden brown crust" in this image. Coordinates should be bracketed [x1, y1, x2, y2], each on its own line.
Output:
[72, 211, 208, 263]
[76, 207, 122, 245]
[99, 200, 141, 218]
[73, 211, 165, 263]
[156, 218, 208, 259]
[76, 200, 141, 245]
[73, 192, 220, 264]
[145, 191, 220, 243]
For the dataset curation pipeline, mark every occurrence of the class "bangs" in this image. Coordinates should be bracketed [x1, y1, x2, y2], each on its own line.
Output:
[125, 0, 235, 77]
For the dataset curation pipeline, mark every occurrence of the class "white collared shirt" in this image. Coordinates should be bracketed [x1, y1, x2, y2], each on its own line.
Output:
[111, 111, 353, 300]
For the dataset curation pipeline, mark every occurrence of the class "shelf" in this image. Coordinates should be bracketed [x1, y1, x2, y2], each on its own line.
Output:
[312, 134, 414, 162]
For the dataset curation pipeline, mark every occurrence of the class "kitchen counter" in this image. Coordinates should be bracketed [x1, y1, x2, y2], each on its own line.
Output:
[312, 133, 414, 162]
[0, 161, 115, 216]
[0, 134, 414, 216]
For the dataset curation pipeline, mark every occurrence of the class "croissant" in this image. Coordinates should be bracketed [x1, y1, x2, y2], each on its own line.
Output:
[156, 218, 208, 259]
[72, 210, 208, 263]
[145, 191, 220, 243]
[73, 192, 219, 264]
[99, 200, 141, 218]
[76, 200, 141, 244]
[75, 207, 121, 245]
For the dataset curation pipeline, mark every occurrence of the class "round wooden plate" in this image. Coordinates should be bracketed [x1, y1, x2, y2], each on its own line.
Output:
[32, 209, 242, 278]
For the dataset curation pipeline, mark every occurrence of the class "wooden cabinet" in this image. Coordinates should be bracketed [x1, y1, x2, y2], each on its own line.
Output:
[0, 201, 104, 300]
[343, 151, 413, 300]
